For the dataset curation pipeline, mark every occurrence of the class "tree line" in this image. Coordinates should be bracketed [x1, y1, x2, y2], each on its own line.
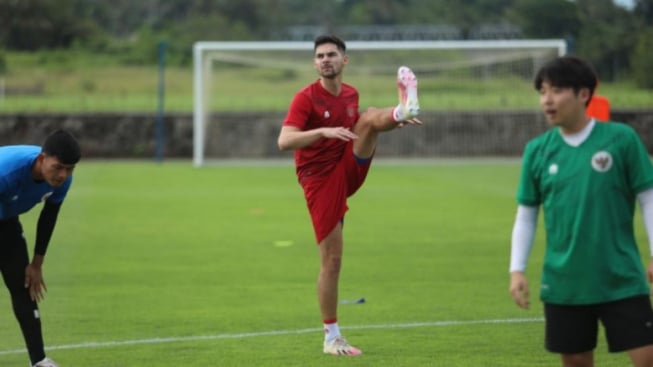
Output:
[0, 0, 652, 87]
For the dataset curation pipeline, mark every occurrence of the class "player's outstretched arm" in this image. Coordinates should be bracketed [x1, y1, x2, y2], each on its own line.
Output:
[397, 118, 423, 128]
[278, 126, 358, 151]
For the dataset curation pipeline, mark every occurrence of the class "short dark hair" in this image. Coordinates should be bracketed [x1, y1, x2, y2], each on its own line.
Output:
[42, 129, 81, 164]
[314, 34, 346, 54]
[534, 56, 598, 105]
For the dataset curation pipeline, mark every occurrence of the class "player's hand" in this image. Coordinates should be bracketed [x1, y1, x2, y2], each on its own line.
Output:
[25, 263, 47, 302]
[509, 271, 529, 309]
[397, 118, 423, 128]
[322, 127, 358, 141]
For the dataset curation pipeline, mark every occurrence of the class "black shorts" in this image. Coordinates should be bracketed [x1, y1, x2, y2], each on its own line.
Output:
[544, 295, 653, 353]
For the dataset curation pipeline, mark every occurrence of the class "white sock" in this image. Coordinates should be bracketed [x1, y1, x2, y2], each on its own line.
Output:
[392, 104, 405, 122]
[324, 321, 341, 342]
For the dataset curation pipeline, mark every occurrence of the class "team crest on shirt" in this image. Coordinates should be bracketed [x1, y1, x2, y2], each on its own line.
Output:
[347, 107, 355, 117]
[548, 164, 559, 175]
[591, 151, 613, 173]
[41, 192, 53, 202]
[324, 110, 330, 119]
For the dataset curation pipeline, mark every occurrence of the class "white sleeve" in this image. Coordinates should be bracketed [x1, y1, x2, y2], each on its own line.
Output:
[637, 188, 653, 257]
[509, 205, 539, 273]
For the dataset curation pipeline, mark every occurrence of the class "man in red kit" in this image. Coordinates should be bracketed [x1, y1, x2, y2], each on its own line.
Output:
[277, 34, 420, 356]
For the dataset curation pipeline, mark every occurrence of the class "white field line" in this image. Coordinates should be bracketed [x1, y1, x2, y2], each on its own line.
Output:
[0, 317, 543, 355]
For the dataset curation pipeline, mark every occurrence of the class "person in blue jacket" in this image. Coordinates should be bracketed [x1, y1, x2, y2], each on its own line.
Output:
[0, 129, 81, 367]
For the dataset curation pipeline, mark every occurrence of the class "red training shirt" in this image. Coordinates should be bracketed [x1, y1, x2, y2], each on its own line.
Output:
[283, 80, 360, 179]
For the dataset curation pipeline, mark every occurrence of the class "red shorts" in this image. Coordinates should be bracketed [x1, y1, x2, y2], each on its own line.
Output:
[299, 142, 372, 243]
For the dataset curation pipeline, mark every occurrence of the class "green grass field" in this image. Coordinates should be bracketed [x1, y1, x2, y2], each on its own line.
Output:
[0, 161, 646, 366]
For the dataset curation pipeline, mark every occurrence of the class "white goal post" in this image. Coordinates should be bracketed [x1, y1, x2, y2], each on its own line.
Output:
[193, 39, 567, 167]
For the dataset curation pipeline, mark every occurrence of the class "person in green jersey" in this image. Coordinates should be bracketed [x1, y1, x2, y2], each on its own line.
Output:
[508, 56, 653, 367]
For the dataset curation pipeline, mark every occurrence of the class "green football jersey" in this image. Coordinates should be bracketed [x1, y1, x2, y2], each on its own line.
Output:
[517, 122, 653, 304]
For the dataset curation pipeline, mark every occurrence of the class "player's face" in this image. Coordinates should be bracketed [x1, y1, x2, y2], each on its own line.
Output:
[314, 43, 348, 80]
[37, 154, 76, 187]
[538, 81, 589, 132]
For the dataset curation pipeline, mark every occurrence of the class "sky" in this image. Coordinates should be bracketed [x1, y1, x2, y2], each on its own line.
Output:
[613, 0, 635, 9]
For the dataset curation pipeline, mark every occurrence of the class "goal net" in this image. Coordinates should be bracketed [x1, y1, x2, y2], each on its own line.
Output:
[193, 40, 566, 166]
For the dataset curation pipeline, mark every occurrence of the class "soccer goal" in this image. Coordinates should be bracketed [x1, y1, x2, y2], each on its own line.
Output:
[193, 39, 566, 167]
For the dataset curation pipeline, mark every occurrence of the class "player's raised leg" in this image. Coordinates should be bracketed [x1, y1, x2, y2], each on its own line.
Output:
[353, 65, 420, 159]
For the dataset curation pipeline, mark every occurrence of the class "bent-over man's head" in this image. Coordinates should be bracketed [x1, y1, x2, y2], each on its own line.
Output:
[35, 129, 81, 187]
